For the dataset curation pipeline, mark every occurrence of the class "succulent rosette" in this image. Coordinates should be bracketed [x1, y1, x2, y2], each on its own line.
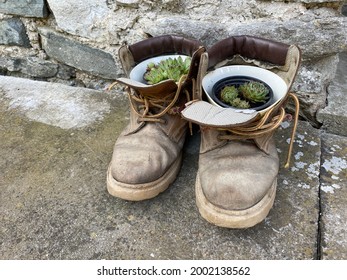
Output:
[144, 57, 191, 85]
[239, 81, 269, 104]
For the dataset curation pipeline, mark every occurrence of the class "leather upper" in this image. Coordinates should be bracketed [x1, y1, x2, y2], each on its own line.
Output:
[190, 36, 301, 212]
[110, 35, 204, 185]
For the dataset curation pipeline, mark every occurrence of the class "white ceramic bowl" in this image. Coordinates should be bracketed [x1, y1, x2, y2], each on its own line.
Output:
[202, 65, 288, 114]
[129, 55, 189, 84]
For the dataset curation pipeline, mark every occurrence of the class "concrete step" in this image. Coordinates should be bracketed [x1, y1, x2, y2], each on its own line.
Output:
[320, 133, 347, 259]
[317, 52, 347, 137]
[0, 76, 117, 129]
[0, 75, 345, 259]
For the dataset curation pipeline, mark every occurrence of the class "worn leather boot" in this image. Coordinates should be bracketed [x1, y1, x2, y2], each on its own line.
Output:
[182, 36, 301, 228]
[107, 35, 205, 201]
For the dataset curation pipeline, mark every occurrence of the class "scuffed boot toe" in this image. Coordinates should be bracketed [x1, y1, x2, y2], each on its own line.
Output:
[196, 141, 279, 228]
[107, 128, 184, 201]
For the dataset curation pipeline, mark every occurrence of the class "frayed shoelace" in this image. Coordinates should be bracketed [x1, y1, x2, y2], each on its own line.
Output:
[217, 93, 300, 168]
[109, 75, 192, 124]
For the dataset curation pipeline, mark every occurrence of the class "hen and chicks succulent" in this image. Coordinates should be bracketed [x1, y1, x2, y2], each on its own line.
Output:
[239, 81, 269, 104]
[220, 81, 269, 109]
[144, 56, 191, 85]
[220, 86, 250, 109]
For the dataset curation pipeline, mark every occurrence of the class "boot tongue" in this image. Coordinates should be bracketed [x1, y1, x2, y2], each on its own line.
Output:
[181, 100, 259, 127]
[116, 77, 178, 98]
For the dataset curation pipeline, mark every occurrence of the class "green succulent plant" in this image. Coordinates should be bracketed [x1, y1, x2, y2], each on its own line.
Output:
[229, 97, 251, 109]
[144, 56, 191, 85]
[239, 81, 269, 103]
[220, 85, 239, 104]
[220, 85, 251, 109]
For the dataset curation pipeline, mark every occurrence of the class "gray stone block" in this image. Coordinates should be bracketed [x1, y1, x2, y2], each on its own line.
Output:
[0, 57, 21, 72]
[342, 4, 347, 16]
[46, 0, 110, 39]
[0, 0, 48, 18]
[39, 27, 118, 80]
[146, 16, 347, 59]
[0, 56, 76, 80]
[317, 53, 347, 137]
[0, 18, 30, 47]
[293, 55, 339, 125]
[0, 56, 60, 78]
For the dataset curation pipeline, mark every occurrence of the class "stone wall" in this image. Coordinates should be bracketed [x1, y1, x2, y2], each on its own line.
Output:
[1, 0, 347, 125]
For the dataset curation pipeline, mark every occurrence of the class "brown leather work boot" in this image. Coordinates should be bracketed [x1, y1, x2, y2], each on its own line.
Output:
[107, 35, 205, 201]
[182, 36, 301, 228]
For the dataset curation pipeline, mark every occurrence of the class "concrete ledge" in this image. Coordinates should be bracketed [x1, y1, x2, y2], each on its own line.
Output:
[1, 76, 345, 259]
[0, 83, 323, 259]
[0, 76, 113, 129]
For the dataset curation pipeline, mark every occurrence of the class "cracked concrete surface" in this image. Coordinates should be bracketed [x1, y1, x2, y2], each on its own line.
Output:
[0, 75, 346, 260]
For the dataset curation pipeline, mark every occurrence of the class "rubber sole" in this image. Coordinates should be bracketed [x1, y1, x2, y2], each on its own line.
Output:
[195, 174, 277, 228]
[107, 153, 183, 201]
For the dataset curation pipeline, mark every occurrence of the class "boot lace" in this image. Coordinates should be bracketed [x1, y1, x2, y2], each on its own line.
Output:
[109, 75, 191, 124]
[218, 93, 300, 168]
